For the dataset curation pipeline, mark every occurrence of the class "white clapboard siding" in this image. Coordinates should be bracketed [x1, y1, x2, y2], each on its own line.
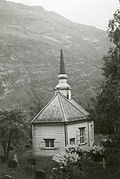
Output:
[67, 121, 93, 150]
[32, 124, 65, 156]
[89, 121, 94, 147]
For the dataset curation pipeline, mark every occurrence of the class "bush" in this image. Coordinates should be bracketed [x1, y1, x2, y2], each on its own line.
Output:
[89, 145, 104, 162]
[51, 146, 86, 179]
[102, 136, 120, 166]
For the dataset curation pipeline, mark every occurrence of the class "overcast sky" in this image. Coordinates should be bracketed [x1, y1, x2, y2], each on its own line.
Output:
[8, 0, 120, 30]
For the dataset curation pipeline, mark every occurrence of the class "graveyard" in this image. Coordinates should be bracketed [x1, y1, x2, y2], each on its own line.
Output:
[0, 134, 120, 179]
[0, 1, 120, 179]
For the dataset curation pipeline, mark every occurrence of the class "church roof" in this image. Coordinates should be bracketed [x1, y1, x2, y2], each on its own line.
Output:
[31, 92, 89, 124]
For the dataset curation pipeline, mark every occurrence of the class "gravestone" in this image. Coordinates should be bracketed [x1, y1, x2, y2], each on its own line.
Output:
[35, 170, 45, 179]
[8, 160, 17, 168]
[25, 144, 31, 149]
[9, 146, 14, 151]
[28, 157, 36, 166]
[0, 175, 14, 179]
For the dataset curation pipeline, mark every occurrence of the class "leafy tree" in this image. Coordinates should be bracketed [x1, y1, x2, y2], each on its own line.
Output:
[91, 9, 120, 135]
[90, 6, 120, 171]
[0, 106, 30, 159]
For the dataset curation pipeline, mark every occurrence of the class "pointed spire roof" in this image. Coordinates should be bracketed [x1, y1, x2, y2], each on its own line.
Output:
[59, 49, 65, 74]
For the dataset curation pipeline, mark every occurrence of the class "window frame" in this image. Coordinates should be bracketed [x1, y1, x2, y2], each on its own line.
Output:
[44, 139, 55, 148]
[70, 137, 75, 145]
[79, 127, 85, 144]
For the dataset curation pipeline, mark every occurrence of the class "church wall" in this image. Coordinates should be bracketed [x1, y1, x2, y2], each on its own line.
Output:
[67, 121, 94, 149]
[89, 121, 94, 147]
[32, 123, 65, 156]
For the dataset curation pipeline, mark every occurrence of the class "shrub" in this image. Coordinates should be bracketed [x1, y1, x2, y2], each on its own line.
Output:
[102, 136, 120, 166]
[89, 145, 104, 162]
[51, 146, 86, 179]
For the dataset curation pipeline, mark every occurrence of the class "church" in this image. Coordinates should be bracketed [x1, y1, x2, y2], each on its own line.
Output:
[31, 50, 94, 156]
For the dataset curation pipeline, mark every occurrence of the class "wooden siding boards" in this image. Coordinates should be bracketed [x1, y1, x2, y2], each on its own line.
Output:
[31, 92, 94, 156]
[32, 121, 94, 156]
[88, 121, 94, 147]
[67, 121, 94, 148]
[67, 122, 88, 145]
[32, 124, 65, 156]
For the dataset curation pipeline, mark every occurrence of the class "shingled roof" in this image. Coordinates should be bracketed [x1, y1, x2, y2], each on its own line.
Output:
[31, 92, 89, 124]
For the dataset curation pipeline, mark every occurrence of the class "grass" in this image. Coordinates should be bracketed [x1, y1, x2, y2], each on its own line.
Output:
[1, 153, 120, 179]
[0, 134, 119, 179]
[0, 149, 55, 179]
[81, 158, 120, 179]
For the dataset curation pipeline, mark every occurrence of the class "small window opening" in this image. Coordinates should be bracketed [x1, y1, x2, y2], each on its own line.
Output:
[44, 139, 55, 147]
[79, 127, 85, 144]
[67, 92, 69, 99]
[70, 138, 75, 145]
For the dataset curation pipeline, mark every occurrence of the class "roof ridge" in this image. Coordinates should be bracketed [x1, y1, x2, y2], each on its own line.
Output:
[31, 93, 58, 123]
[58, 93, 68, 122]
[71, 99, 89, 115]
[59, 92, 88, 117]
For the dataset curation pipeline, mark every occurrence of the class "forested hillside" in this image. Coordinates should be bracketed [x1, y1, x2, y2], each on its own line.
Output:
[0, 0, 110, 118]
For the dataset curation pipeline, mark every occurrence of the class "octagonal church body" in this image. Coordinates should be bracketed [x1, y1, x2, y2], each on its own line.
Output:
[31, 50, 94, 156]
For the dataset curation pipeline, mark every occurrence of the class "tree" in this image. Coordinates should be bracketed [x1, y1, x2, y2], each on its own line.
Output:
[102, 136, 120, 167]
[91, 9, 120, 135]
[51, 147, 86, 179]
[0, 106, 30, 159]
[90, 6, 120, 170]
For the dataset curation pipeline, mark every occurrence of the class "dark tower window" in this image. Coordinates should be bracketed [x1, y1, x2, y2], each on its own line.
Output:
[67, 92, 69, 99]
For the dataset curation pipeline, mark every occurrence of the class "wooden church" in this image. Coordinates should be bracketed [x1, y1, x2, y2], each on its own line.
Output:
[31, 50, 94, 156]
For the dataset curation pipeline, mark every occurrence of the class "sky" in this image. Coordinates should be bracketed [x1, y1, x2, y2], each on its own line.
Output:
[8, 0, 120, 30]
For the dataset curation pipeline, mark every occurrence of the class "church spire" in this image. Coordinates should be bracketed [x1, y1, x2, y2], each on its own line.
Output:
[55, 49, 71, 99]
[60, 49, 65, 74]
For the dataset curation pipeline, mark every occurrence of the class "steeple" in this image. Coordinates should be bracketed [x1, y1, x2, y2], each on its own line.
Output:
[55, 49, 71, 99]
[60, 49, 65, 74]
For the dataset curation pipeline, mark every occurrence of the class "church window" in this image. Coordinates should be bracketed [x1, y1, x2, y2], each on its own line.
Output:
[67, 92, 69, 99]
[79, 127, 85, 144]
[44, 139, 55, 148]
[70, 138, 75, 145]
[90, 124, 92, 131]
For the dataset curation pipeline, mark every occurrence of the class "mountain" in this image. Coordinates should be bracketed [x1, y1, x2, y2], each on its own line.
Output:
[0, 0, 110, 118]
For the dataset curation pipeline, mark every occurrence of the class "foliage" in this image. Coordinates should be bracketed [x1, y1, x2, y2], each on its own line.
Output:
[91, 9, 120, 135]
[101, 135, 120, 167]
[89, 144, 104, 162]
[108, 9, 120, 46]
[51, 146, 86, 179]
[0, 106, 30, 159]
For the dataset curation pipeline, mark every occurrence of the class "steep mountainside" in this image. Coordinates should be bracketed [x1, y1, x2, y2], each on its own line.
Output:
[0, 0, 110, 118]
